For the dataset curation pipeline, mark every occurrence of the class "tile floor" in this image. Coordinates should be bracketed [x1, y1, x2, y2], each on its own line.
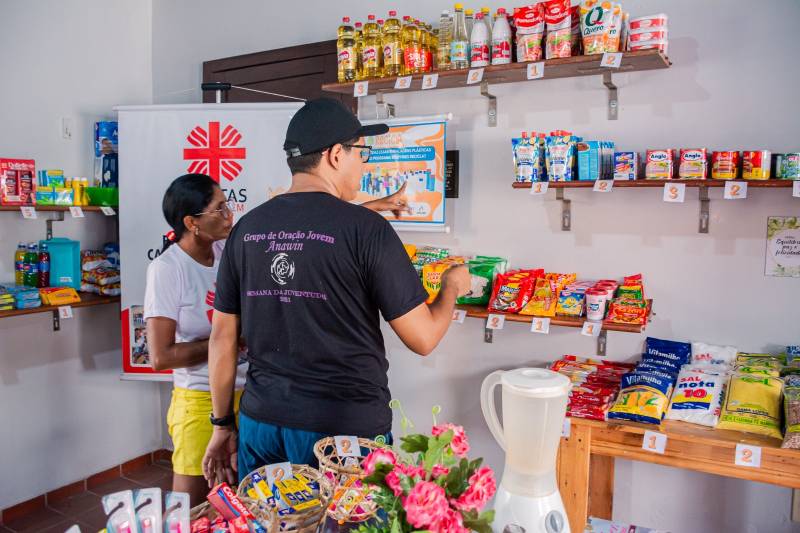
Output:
[2, 459, 173, 533]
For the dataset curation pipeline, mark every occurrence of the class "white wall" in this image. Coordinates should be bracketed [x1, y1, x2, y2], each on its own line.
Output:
[151, 2, 800, 532]
[0, 0, 162, 509]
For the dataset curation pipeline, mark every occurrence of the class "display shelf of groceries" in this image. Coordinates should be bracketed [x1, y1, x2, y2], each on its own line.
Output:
[457, 301, 651, 333]
[322, 49, 669, 95]
[0, 292, 120, 319]
[512, 178, 796, 189]
[564, 416, 800, 488]
[0, 205, 116, 212]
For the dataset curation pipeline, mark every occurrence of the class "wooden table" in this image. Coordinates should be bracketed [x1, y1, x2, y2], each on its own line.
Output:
[556, 417, 800, 531]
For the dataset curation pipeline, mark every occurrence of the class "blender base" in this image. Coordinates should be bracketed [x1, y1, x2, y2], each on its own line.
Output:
[491, 485, 570, 533]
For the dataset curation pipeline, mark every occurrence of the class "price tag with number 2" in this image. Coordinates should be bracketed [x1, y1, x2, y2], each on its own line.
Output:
[735, 444, 761, 468]
[724, 181, 747, 200]
[530, 181, 549, 196]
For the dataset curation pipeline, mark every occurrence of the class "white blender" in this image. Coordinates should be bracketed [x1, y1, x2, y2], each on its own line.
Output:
[481, 368, 572, 533]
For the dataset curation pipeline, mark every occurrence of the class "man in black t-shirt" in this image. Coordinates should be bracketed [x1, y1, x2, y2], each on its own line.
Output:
[202, 98, 470, 485]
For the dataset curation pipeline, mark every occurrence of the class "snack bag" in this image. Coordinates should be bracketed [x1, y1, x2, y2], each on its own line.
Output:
[606, 298, 648, 325]
[514, 4, 545, 62]
[544, 0, 572, 59]
[488, 269, 541, 313]
[556, 289, 585, 317]
[782, 386, 800, 449]
[605, 3, 623, 52]
[691, 342, 738, 367]
[717, 374, 783, 439]
[665, 368, 726, 427]
[520, 276, 560, 316]
[607, 372, 673, 424]
[457, 259, 506, 306]
[422, 262, 450, 304]
[736, 353, 784, 370]
[579, 0, 613, 55]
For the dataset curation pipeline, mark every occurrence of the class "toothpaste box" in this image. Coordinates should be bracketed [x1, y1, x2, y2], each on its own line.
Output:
[614, 151, 638, 180]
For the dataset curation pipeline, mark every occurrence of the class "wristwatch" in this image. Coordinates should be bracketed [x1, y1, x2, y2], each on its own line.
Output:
[209, 413, 236, 427]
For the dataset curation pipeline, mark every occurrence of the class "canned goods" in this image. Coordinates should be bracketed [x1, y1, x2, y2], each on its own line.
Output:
[781, 153, 800, 180]
[742, 150, 771, 180]
[679, 148, 708, 179]
[645, 149, 674, 179]
[772, 153, 785, 179]
[711, 151, 740, 180]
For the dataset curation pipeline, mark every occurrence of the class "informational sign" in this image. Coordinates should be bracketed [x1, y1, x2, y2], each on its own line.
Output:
[357, 119, 447, 230]
[117, 103, 302, 377]
[765, 216, 800, 277]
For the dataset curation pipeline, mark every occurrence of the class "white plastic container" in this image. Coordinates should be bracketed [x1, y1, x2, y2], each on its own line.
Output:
[491, 7, 512, 65]
[585, 289, 608, 321]
[470, 12, 490, 67]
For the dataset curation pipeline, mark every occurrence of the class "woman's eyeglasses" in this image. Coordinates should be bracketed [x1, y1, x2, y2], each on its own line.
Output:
[194, 200, 235, 218]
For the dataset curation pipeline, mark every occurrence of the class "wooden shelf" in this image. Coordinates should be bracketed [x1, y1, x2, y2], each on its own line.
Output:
[456, 302, 651, 334]
[557, 417, 800, 531]
[0, 292, 120, 319]
[0, 205, 115, 212]
[322, 50, 670, 96]
[513, 179, 796, 189]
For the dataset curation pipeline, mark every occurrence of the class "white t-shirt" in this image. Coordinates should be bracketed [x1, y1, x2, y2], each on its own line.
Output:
[144, 241, 247, 391]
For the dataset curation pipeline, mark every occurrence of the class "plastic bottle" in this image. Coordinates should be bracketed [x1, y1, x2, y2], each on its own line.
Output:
[465, 9, 475, 43]
[81, 177, 89, 205]
[14, 242, 26, 285]
[402, 16, 422, 74]
[417, 20, 430, 72]
[432, 28, 440, 69]
[336, 17, 356, 82]
[482, 6, 493, 31]
[470, 12, 490, 67]
[24, 243, 39, 288]
[382, 10, 402, 77]
[354, 21, 365, 80]
[426, 24, 435, 71]
[38, 243, 50, 288]
[451, 3, 469, 69]
[362, 15, 382, 78]
[491, 8, 512, 65]
[437, 10, 453, 71]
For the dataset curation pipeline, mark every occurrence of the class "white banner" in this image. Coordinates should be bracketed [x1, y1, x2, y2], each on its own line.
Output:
[117, 103, 302, 377]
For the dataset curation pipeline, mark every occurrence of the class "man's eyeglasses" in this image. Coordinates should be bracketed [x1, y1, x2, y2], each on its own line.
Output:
[194, 200, 235, 218]
[342, 144, 372, 163]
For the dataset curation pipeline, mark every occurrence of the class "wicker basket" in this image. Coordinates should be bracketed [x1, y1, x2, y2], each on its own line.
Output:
[313, 437, 382, 524]
[238, 464, 333, 533]
[189, 496, 278, 531]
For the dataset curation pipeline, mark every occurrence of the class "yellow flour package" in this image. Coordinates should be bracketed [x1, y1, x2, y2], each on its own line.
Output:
[716, 374, 783, 439]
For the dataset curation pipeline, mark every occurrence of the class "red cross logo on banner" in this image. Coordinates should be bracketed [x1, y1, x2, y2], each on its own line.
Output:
[183, 121, 247, 183]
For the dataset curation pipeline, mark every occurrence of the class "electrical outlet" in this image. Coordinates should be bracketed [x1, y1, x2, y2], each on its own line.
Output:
[61, 117, 74, 140]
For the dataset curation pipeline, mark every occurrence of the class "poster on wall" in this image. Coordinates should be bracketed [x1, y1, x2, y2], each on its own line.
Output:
[765, 216, 800, 278]
[117, 103, 302, 379]
[357, 118, 447, 231]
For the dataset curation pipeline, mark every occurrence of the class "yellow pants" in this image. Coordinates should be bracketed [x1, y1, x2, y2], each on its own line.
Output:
[167, 387, 242, 476]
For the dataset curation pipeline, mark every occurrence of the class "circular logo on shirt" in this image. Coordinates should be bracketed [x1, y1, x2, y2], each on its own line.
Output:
[270, 253, 295, 285]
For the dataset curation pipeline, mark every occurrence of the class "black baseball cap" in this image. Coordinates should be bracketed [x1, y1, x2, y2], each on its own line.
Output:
[283, 98, 389, 157]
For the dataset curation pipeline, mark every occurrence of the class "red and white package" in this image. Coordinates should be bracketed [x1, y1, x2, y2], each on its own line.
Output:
[0, 158, 36, 206]
[629, 13, 668, 31]
[514, 4, 545, 62]
[544, 0, 572, 59]
[629, 40, 668, 54]
[628, 30, 668, 43]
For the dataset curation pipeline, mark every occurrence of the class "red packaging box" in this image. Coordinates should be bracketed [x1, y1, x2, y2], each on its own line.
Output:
[0, 158, 36, 206]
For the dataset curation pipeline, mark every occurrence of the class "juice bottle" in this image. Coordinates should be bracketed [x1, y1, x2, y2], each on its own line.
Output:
[14, 242, 26, 285]
[451, 4, 469, 69]
[38, 243, 50, 288]
[382, 10, 402, 77]
[337, 17, 357, 82]
[24, 243, 39, 288]
[362, 15, 382, 78]
[354, 21, 365, 80]
[437, 10, 453, 71]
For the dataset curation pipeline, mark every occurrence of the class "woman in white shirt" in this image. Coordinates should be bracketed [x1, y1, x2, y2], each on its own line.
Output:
[144, 173, 247, 505]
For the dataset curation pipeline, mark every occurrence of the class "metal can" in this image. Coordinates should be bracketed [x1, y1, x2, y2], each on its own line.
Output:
[711, 151, 740, 180]
[781, 153, 800, 180]
[771, 153, 785, 179]
[679, 148, 708, 179]
[645, 149, 674, 179]
[742, 150, 771, 180]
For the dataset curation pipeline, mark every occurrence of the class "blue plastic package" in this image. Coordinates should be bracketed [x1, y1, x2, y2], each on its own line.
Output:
[645, 337, 691, 364]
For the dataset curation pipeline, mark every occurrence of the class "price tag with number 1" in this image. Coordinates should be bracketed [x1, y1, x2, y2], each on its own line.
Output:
[452, 310, 466, 324]
[642, 431, 667, 454]
[581, 321, 602, 337]
[531, 317, 550, 334]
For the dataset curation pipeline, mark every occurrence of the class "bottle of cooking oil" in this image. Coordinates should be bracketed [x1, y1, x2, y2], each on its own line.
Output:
[354, 21, 365, 80]
[401, 16, 422, 75]
[437, 10, 453, 70]
[432, 28, 440, 70]
[336, 17, 356, 82]
[363, 14, 382, 78]
[382, 10, 402, 77]
[417, 20, 430, 72]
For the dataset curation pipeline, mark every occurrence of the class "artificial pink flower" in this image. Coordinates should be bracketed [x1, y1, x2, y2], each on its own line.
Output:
[432, 423, 471, 458]
[433, 508, 470, 533]
[452, 467, 497, 512]
[431, 464, 451, 478]
[384, 468, 404, 497]
[403, 481, 449, 529]
[399, 462, 425, 481]
[362, 448, 397, 476]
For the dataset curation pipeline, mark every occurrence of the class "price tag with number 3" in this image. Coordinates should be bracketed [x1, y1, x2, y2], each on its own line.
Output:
[663, 183, 686, 203]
